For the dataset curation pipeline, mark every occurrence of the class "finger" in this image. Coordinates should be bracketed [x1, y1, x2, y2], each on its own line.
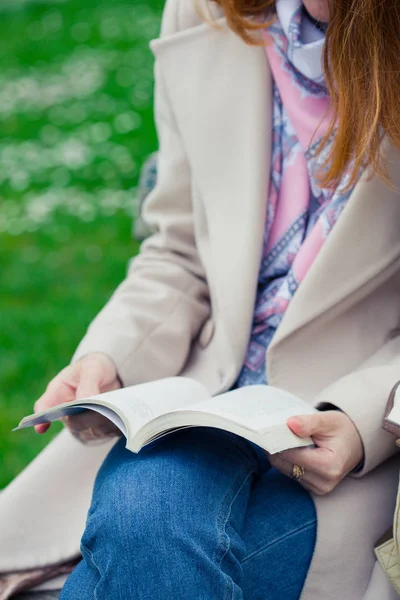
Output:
[34, 375, 76, 434]
[63, 413, 121, 439]
[62, 414, 120, 444]
[268, 452, 296, 478]
[101, 378, 123, 394]
[270, 448, 344, 494]
[287, 411, 341, 438]
[34, 376, 75, 413]
[277, 446, 343, 484]
[298, 465, 344, 495]
[34, 423, 51, 434]
[67, 424, 110, 445]
[64, 411, 117, 434]
[269, 452, 328, 494]
[74, 353, 120, 400]
[297, 479, 321, 495]
[278, 446, 333, 472]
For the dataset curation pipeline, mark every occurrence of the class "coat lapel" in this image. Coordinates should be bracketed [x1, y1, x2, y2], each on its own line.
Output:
[269, 141, 400, 352]
[151, 19, 272, 366]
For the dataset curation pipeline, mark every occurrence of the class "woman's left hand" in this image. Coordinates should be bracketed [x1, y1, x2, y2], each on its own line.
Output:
[268, 411, 364, 495]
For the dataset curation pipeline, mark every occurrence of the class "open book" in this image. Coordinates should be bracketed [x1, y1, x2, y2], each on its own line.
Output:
[383, 380, 400, 438]
[16, 377, 317, 454]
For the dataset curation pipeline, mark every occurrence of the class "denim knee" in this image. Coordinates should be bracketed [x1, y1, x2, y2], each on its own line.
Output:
[72, 430, 262, 599]
[81, 430, 258, 558]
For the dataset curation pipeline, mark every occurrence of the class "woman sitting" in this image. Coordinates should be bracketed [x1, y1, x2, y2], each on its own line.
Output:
[2, 0, 400, 598]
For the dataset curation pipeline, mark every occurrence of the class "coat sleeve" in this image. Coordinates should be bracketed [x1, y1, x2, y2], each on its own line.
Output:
[72, 0, 210, 386]
[314, 337, 400, 477]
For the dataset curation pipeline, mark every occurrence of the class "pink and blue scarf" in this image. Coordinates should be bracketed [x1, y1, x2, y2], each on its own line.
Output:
[236, 0, 357, 386]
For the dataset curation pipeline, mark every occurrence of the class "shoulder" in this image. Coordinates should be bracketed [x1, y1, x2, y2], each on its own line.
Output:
[160, 0, 224, 37]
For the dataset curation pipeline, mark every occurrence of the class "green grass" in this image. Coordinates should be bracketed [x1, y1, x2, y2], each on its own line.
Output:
[0, 0, 163, 487]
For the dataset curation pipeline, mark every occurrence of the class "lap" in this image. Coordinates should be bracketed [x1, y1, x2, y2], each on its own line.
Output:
[94, 427, 316, 566]
[91, 426, 262, 532]
[88, 427, 261, 555]
[68, 427, 316, 599]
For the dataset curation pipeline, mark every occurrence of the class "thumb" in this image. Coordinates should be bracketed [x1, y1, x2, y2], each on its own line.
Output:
[287, 412, 336, 438]
[75, 362, 104, 400]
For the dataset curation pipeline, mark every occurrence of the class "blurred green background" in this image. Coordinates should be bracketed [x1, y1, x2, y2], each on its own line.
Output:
[0, 0, 163, 487]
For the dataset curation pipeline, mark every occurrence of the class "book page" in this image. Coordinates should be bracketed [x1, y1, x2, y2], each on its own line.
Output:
[388, 386, 400, 425]
[16, 377, 209, 439]
[176, 385, 316, 433]
[93, 377, 209, 435]
[18, 404, 128, 437]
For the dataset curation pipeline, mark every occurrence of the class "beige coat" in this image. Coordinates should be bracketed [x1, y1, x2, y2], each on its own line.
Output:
[2, 0, 400, 598]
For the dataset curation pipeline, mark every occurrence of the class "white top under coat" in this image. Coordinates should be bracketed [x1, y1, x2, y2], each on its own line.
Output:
[276, 0, 325, 82]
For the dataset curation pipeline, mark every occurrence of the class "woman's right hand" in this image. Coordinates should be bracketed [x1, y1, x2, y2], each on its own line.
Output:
[34, 352, 122, 441]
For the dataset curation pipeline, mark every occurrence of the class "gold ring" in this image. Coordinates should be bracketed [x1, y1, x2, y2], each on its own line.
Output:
[291, 464, 305, 482]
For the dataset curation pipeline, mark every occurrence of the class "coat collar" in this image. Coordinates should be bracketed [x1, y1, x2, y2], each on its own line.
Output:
[151, 16, 400, 367]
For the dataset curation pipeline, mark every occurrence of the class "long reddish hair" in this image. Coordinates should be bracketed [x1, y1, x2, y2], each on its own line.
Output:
[206, 0, 400, 189]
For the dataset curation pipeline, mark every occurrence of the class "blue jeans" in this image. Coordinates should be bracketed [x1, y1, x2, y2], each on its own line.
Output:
[60, 428, 316, 600]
